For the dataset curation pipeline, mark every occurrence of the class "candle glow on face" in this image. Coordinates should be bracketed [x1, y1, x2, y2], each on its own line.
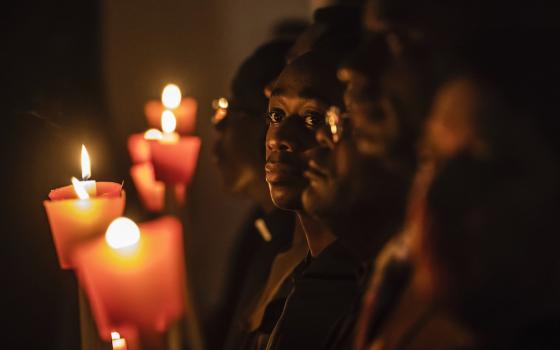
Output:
[105, 217, 141, 250]
[161, 110, 177, 134]
[81, 144, 92, 180]
[162, 84, 182, 109]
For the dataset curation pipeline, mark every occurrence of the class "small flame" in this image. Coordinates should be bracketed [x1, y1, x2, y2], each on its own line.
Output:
[144, 128, 163, 140]
[212, 97, 228, 110]
[71, 177, 90, 200]
[111, 332, 121, 340]
[81, 144, 91, 180]
[105, 217, 141, 250]
[161, 110, 177, 134]
[161, 84, 182, 109]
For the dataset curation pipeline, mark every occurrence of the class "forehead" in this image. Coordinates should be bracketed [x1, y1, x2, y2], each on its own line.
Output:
[271, 52, 342, 103]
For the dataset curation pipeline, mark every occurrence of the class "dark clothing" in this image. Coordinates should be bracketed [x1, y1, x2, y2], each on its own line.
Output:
[323, 250, 410, 350]
[234, 276, 294, 350]
[266, 241, 363, 350]
[207, 208, 295, 350]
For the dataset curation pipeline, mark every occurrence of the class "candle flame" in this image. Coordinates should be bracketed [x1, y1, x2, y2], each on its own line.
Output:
[161, 84, 182, 109]
[81, 144, 92, 180]
[161, 110, 177, 134]
[144, 128, 163, 140]
[71, 177, 90, 200]
[212, 97, 229, 110]
[111, 332, 121, 340]
[106, 217, 141, 250]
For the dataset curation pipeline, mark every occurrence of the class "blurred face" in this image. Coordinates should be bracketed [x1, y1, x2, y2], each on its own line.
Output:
[212, 100, 267, 195]
[266, 52, 343, 211]
[302, 39, 416, 243]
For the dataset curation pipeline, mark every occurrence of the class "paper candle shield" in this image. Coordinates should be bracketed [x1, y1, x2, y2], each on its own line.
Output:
[145, 98, 197, 135]
[43, 182, 125, 269]
[127, 133, 151, 164]
[130, 163, 186, 212]
[73, 216, 187, 341]
[149, 136, 200, 184]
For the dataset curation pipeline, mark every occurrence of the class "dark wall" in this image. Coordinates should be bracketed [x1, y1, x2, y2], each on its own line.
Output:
[2, 1, 110, 348]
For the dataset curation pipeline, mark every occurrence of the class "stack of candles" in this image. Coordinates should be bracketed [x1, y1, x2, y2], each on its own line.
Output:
[129, 84, 201, 212]
[44, 118, 196, 349]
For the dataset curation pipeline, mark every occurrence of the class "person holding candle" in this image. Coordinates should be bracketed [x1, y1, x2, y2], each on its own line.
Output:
[208, 39, 310, 350]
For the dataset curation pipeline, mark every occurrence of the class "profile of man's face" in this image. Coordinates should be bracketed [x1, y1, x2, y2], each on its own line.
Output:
[265, 51, 344, 211]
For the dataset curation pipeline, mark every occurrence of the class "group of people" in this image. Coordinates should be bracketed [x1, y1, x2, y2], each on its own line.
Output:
[209, 1, 559, 350]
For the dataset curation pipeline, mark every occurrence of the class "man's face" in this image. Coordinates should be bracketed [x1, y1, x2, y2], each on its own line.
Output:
[302, 46, 416, 240]
[212, 100, 267, 195]
[265, 52, 343, 211]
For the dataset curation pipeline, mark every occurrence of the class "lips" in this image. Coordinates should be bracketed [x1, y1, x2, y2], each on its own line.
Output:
[265, 151, 303, 183]
[265, 161, 302, 184]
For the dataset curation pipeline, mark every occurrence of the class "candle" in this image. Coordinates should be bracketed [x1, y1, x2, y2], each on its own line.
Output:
[211, 97, 229, 125]
[149, 111, 201, 185]
[73, 216, 187, 341]
[111, 331, 128, 350]
[80, 145, 97, 195]
[44, 145, 125, 269]
[130, 163, 186, 212]
[145, 84, 197, 134]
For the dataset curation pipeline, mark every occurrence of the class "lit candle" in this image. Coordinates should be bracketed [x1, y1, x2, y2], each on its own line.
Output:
[149, 111, 201, 184]
[79, 145, 97, 195]
[161, 110, 180, 142]
[43, 145, 125, 269]
[211, 97, 229, 125]
[73, 216, 187, 341]
[144, 83, 198, 135]
[111, 331, 128, 350]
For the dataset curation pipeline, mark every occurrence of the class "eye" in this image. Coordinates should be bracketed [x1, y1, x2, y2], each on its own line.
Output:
[303, 111, 324, 130]
[266, 109, 285, 125]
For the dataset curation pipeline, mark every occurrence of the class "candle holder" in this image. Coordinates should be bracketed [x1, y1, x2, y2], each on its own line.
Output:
[43, 182, 125, 269]
[74, 216, 187, 347]
[148, 136, 201, 185]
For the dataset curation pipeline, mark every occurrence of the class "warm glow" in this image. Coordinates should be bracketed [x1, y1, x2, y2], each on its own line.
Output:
[105, 217, 141, 250]
[71, 177, 90, 200]
[161, 84, 182, 109]
[212, 97, 228, 110]
[111, 332, 121, 340]
[161, 110, 177, 134]
[81, 144, 92, 180]
[144, 128, 163, 140]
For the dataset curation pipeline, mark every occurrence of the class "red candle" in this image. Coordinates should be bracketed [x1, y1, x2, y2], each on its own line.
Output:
[148, 111, 200, 185]
[130, 163, 186, 212]
[43, 145, 125, 269]
[145, 84, 197, 135]
[73, 216, 186, 342]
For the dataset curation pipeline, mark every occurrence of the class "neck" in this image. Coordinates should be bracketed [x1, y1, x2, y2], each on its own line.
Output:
[297, 212, 337, 257]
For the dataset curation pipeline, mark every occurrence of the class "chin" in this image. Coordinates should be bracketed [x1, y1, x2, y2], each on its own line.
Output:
[269, 184, 303, 211]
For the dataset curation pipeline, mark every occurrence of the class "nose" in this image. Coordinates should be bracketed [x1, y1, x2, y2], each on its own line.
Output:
[266, 116, 311, 153]
[267, 127, 295, 152]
